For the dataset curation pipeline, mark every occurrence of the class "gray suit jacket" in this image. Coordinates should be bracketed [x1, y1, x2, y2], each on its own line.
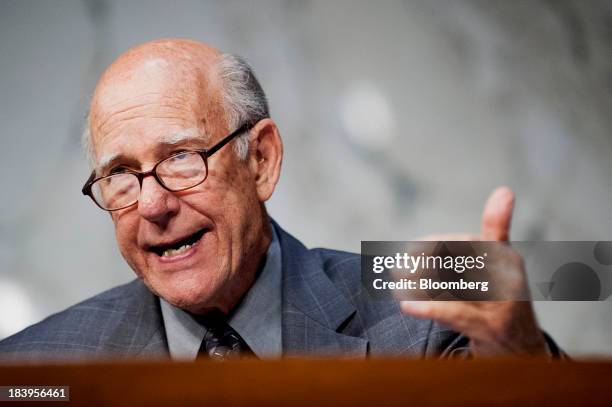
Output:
[0, 223, 512, 361]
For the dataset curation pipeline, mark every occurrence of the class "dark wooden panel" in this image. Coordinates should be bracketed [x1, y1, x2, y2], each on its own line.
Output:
[1, 358, 611, 406]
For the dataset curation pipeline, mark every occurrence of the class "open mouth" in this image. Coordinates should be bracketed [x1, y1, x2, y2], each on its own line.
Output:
[149, 228, 207, 258]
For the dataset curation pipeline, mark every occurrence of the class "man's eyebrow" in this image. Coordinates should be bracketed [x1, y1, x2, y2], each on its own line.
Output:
[95, 128, 209, 174]
[158, 128, 208, 145]
[97, 153, 121, 174]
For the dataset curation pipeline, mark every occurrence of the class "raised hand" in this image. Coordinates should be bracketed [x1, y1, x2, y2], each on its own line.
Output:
[400, 187, 548, 356]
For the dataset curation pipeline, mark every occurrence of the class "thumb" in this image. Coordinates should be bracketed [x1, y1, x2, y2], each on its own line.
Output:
[481, 186, 515, 241]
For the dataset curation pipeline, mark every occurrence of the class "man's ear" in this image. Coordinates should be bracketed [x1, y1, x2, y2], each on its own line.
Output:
[247, 118, 283, 202]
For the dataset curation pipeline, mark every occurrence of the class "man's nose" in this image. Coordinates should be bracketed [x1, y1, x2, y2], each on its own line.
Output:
[137, 176, 180, 225]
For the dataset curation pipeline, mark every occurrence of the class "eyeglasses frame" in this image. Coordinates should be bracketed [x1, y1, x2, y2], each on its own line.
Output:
[81, 123, 250, 211]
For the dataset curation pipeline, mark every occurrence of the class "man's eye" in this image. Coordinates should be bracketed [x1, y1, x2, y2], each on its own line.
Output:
[168, 151, 192, 162]
[109, 166, 128, 175]
[172, 150, 190, 158]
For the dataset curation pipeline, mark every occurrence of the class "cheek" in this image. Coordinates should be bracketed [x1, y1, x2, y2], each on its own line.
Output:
[114, 224, 131, 250]
[202, 164, 258, 211]
[190, 167, 260, 250]
[112, 214, 143, 267]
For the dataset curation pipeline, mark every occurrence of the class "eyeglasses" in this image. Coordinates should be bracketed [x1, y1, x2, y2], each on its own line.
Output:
[82, 124, 249, 211]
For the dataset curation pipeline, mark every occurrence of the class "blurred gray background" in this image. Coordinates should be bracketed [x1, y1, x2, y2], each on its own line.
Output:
[0, 0, 611, 356]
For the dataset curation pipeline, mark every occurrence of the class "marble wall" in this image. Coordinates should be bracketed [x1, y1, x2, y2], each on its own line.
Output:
[0, 0, 610, 355]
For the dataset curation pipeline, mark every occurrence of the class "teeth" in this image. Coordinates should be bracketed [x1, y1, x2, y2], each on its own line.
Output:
[161, 242, 196, 257]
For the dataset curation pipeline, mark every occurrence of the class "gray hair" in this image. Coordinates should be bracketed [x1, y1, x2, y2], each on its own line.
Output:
[81, 52, 269, 165]
[217, 53, 270, 159]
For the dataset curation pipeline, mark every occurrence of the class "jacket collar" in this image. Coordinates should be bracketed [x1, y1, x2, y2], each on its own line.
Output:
[274, 220, 368, 357]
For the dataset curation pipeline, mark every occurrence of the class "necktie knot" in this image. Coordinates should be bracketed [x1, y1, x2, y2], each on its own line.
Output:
[197, 311, 253, 360]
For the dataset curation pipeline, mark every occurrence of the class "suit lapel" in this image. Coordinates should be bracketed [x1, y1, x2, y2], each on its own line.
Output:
[107, 280, 169, 358]
[275, 222, 368, 357]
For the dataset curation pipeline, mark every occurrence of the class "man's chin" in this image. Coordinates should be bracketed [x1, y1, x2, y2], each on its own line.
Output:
[141, 274, 220, 314]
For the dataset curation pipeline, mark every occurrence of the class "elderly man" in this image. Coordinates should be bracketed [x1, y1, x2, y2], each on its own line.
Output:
[0, 39, 560, 360]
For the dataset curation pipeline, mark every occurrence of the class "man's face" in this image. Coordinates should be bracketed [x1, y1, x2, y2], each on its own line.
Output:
[89, 57, 266, 313]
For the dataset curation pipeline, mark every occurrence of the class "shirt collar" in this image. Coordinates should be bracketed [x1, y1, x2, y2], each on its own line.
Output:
[160, 224, 282, 360]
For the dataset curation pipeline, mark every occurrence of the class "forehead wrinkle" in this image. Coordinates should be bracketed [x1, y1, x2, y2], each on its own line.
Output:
[93, 96, 196, 136]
